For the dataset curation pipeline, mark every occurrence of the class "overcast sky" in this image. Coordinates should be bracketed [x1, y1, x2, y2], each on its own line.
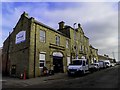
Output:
[0, 1, 119, 61]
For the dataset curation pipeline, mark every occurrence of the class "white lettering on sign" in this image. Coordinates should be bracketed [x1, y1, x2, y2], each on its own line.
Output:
[15, 31, 26, 44]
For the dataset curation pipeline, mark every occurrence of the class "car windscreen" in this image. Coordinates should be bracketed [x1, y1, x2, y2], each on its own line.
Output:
[72, 60, 82, 65]
[105, 62, 109, 64]
[94, 64, 98, 66]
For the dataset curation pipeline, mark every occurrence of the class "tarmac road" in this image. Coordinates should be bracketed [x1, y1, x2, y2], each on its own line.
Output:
[25, 65, 119, 88]
[2, 65, 119, 89]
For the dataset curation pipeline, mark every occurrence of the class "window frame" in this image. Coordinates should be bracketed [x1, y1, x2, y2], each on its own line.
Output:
[40, 30, 46, 43]
[39, 53, 46, 68]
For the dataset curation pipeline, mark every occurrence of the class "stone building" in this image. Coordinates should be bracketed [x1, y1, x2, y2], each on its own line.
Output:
[89, 45, 98, 63]
[2, 12, 98, 78]
[98, 54, 115, 63]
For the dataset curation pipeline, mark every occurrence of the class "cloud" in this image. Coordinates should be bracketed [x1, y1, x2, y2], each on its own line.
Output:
[1, 0, 120, 2]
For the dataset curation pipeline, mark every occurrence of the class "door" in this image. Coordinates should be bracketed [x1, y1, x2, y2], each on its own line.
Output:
[11, 65, 16, 76]
[53, 56, 63, 73]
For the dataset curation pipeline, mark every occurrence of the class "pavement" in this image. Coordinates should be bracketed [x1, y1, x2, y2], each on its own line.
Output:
[1, 73, 68, 88]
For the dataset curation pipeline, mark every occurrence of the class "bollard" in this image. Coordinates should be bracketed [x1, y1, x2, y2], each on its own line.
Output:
[23, 69, 26, 80]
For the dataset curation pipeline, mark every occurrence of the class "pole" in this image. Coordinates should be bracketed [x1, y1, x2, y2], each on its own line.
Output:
[34, 24, 36, 78]
[112, 52, 115, 59]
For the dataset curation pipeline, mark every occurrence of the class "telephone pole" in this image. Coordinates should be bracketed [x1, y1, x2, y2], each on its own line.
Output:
[112, 52, 115, 59]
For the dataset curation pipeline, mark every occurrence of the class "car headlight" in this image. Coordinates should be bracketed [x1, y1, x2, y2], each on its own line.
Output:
[77, 67, 82, 71]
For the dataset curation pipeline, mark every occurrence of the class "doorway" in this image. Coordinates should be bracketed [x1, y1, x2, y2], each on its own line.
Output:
[53, 56, 63, 73]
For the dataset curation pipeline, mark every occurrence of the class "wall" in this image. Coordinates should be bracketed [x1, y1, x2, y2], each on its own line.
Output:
[2, 12, 30, 77]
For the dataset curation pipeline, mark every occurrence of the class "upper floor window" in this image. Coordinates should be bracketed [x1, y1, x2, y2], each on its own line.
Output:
[81, 35, 84, 43]
[40, 30, 46, 42]
[56, 36, 60, 46]
[66, 39, 69, 48]
[80, 45, 83, 51]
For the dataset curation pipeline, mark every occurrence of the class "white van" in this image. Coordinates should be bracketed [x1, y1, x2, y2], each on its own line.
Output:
[104, 60, 111, 68]
[67, 59, 89, 76]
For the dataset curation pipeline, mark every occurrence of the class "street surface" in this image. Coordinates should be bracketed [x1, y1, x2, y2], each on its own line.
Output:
[2, 65, 120, 89]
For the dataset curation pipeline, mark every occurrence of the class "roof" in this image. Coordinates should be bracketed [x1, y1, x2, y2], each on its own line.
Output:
[34, 19, 68, 37]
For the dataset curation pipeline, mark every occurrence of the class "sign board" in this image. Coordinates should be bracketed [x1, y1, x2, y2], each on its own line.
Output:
[15, 31, 26, 44]
[53, 52, 63, 57]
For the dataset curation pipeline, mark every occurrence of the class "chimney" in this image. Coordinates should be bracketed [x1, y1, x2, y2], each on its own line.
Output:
[78, 23, 81, 28]
[58, 21, 65, 29]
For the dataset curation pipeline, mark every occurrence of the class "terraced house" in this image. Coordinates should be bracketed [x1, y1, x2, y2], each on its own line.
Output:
[2, 12, 98, 78]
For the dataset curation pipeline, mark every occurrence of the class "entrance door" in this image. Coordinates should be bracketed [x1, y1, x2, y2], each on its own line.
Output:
[11, 65, 16, 77]
[53, 56, 63, 73]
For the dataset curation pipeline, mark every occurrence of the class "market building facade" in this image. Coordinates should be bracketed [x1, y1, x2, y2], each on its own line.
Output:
[2, 12, 98, 78]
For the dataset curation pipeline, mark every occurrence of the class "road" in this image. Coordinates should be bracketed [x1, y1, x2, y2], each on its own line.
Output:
[25, 65, 119, 88]
[2, 65, 119, 89]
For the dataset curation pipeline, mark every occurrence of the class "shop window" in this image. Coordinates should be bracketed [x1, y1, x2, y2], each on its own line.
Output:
[40, 30, 46, 42]
[39, 53, 46, 68]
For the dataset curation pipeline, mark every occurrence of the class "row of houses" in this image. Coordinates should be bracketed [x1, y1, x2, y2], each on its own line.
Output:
[2, 12, 113, 78]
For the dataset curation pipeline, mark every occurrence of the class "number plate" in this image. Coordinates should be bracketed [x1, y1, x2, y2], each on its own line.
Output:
[71, 72, 75, 74]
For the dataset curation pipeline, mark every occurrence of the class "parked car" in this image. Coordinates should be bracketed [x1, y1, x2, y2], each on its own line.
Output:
[98, 60, 106, 69]
[67, 59, 89, 76]
[89, 63, 100, 72]
[110, 63, 115, 67]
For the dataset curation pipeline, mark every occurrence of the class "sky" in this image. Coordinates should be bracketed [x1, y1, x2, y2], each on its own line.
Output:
[0, 0, 119, 61]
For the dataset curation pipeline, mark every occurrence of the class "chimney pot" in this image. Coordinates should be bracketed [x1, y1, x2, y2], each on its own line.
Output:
[78, 23, 81, 28]
[58, 21, 65, 29]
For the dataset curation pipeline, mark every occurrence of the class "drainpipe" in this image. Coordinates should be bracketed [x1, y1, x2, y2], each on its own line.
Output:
[33, 24, 37, 78]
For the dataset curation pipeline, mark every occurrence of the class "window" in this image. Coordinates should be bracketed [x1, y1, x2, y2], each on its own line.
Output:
[66, 39, 69, 48]
[40, 30, 46, 42]
[56, 36, 60, 45]
[39, 53, 45, 68]
[81, 35, 84, 42]
[80, 45, 83, 51]
[72, 60, 82, 65]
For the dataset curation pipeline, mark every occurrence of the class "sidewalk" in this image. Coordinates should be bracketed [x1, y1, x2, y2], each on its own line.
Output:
[2, 73, 68, 88]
